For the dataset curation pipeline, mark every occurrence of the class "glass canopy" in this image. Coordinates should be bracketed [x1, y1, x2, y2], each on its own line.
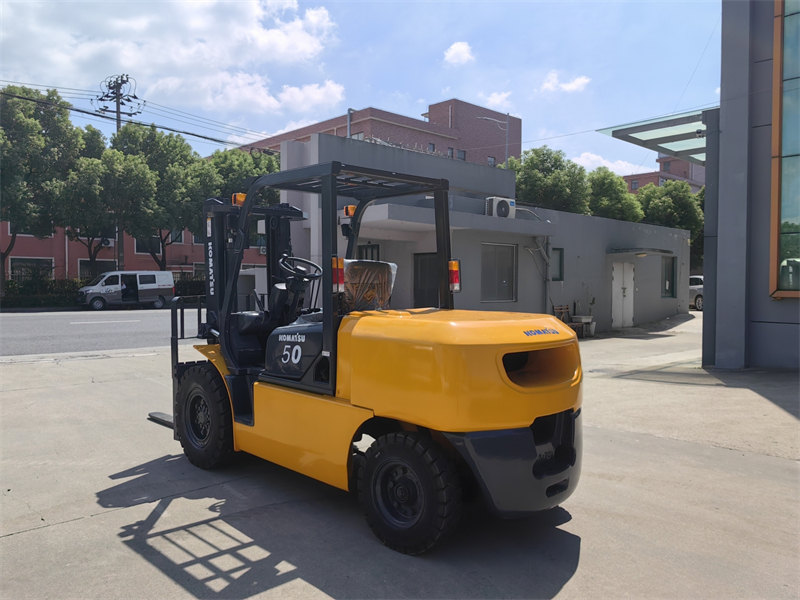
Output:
[598, 107, 718, 166]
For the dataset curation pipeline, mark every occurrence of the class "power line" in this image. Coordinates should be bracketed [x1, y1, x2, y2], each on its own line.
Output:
[0, 91, 240, 147]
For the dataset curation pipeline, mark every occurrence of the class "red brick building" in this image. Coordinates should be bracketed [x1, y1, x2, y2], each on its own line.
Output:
[623, 154, 706, 194]
[242, 99, 522, 168]
[0, 225, 272, 282]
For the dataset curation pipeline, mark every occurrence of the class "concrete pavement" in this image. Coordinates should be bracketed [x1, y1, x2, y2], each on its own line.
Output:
[1, 313, 798, 599]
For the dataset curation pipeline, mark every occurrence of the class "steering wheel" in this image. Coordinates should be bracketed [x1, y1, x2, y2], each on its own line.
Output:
[278, 255, 323, 281]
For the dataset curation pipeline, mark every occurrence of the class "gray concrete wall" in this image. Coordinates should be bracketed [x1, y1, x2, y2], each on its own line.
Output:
[712, 0, 799, 369]
[280, 133, 691, 330]
[534, 208, 690, 331]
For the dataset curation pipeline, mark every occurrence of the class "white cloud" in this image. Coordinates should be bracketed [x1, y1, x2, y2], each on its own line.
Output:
[441, 86, 451, 95]
[540, 71, 591, 93]
[444, 42, 475, 65]
[572, 152, 650, 176]
[715, 87, 720, 95]
[0, 1, 341, 116]
[481, 91, 513, 110]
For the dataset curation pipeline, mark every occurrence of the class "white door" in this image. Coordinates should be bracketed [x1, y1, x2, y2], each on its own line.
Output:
[612, 262, 635, 328]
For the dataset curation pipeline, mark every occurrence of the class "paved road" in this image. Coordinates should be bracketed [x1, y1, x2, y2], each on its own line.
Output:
[0, 308, 200, 356]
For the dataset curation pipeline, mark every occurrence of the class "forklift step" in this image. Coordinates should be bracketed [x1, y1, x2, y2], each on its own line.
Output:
[147, 412, 174, 429]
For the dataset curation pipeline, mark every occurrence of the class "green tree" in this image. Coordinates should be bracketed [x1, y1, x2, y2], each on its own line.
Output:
[209, 148, 280, 205]
[0, 86, 83, 289]
[638, 180, 705, 269]
[587, 167, 644, 222]
[507, 146, 590, 215]
[57, 157, 118, 278]
[80, 125, 107, 159]
[99, 149, 159, 252]
[112, 124, 206, 270]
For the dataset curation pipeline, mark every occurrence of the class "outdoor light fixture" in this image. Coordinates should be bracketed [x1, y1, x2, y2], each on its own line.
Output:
[636, 252, 648, 257]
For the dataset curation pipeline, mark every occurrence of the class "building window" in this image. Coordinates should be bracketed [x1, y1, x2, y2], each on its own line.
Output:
[631, 180, 639, 190]
[664, 161, 671, 173]
[772, 0, 800, 295]
[447, 147, 454, 158]
[358, 244, 380, 261]
[428, 143, 435, 153]
[551, 248, 564, 281]
[135, 237, 161, 255]
[170, 230, 183, 244]
[193, 263, 206, 279]
[193, 231, 203, 244]
[7, 222, 53, 238]
[249, 220, 266, 247]
[456, 149, 466, 161]
[481, 243, 517, 302]
[351, 132, 364, 141]
[661, 256, 676, 298]
[488, 156, 496, 167]
[659, 177, 667, 187]
[9, 257, 53, 282]
[79, 259, 116, 279]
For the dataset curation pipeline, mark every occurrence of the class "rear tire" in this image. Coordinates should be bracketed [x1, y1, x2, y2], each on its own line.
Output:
[359, 432, 462, 554]
[90, 297, 106, 311]
[695, 295, 703, 311]
[176, 363, 234, 469]
[153, 296, 165, 309]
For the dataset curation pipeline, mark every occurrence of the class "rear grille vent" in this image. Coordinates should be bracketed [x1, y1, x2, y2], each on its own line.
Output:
[503, 344, 578, 387]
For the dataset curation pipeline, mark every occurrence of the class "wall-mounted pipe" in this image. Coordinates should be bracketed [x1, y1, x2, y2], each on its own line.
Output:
[347, 108, 355, 138]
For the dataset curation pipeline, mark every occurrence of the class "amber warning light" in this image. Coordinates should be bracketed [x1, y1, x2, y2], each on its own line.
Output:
[232, 193, 246, 206]
[344, 205, 357, 217]
[449, 259, 462, 293]
[332, 257, 345, 293]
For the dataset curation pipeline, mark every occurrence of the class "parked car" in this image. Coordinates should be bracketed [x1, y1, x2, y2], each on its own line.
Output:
[77, 271, 175, 310]
[690, 275, 704, 311]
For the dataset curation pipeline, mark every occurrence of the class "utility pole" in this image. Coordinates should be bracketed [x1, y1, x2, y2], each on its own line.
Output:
[477, 113, 511, 168]
[95, 75, 144, 270]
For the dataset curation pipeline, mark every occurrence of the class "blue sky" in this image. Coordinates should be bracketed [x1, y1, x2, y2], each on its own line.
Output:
[0, 0, 721, 175]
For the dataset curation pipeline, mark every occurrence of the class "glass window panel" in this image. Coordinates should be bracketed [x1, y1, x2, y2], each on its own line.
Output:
[551, 248, 564, 281]
[787, 0, 800, 16]
[785, 15, 800, 81]
[782, 79, 800, 157]
[778, 235, 800, 290]
[782, 155, 800, 226]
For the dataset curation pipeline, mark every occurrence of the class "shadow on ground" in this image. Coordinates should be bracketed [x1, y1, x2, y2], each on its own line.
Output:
[97, 454, 580, 599]
[611, 361, 799, 420]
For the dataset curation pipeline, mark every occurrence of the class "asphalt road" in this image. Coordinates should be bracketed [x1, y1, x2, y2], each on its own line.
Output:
[0, 308, 199, 356]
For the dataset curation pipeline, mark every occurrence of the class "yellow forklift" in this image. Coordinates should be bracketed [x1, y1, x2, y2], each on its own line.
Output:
[157, 162, 583, 554]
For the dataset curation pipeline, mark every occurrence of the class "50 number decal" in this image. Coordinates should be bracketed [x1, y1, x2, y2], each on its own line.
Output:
[282, 344, 302, 364]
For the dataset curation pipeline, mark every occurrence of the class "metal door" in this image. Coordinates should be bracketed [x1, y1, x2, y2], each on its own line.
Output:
[612, 262, 634, 328]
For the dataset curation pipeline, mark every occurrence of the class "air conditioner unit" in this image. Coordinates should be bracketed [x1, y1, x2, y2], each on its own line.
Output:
[100, 237, 115, 247]
[259, 246, 267, 255]
[486, 197, 516, 218]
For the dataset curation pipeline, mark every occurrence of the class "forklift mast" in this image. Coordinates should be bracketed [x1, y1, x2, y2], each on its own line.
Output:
[202, 196, 304, 335]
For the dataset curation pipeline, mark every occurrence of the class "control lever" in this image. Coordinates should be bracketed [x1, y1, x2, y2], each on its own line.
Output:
[252, 289, 265, 312]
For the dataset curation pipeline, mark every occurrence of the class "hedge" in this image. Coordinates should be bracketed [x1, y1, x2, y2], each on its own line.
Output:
[0, 294, 80, 309]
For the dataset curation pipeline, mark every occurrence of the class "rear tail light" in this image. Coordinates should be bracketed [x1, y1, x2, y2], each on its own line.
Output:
[172, 286, 176, 295]
[448, 259, 461, 293]
[332, 256, 345, 293]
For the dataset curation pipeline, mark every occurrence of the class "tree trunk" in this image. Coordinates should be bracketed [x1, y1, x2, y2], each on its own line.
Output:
[0, 232, 19, 297]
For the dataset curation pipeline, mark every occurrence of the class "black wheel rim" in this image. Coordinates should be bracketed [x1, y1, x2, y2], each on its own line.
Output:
[374, 459, 424, 528]
[185, 392, 211, 447]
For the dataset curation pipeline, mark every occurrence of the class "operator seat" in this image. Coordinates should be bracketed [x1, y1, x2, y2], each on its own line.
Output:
[342, 260, 396, 313]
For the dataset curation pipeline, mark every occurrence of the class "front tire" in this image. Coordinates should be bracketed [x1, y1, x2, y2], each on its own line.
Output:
[175, 363, 234, 469]
[695, 295, 704, 311]
[153, 295, 166, 309]
[358, 432, 463, 554]
[90, 297, 106, 311]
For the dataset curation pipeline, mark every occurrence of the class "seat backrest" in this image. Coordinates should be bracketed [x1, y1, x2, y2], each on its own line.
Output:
[342, 260, 396, 313]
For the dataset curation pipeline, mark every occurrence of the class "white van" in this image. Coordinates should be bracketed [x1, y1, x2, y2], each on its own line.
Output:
[77, 271, 175, 310]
